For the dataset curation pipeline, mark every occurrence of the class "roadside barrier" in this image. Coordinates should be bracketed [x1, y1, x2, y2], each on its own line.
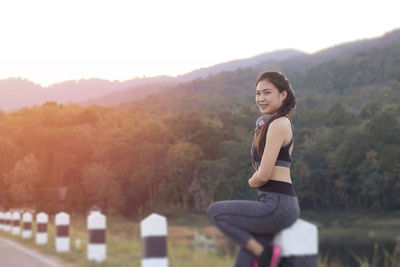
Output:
[0, 211, 4, 231]
[141, 213, 168, 267]
[36, 212, 48, 245]
[1, 208, 319, 266]
[87, 210, 106, 262]
[22, 212, 33, 239]
[4, 211, 11, 232]
[11, 211, 21, 236]
[273, 219, 318, 267]
[55, 212, 70, 252]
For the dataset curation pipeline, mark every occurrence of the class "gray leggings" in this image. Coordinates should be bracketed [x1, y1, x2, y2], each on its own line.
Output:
[207, 191, 300, 267]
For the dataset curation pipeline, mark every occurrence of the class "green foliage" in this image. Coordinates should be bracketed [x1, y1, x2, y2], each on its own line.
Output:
[4, 154, 41, 203]
[81, 163, 124, 214]
[352, 243, 400, 267]
[297, 45, 400, 93]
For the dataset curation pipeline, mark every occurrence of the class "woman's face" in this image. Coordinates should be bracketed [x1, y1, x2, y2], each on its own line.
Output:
[255, 79, 287, 115]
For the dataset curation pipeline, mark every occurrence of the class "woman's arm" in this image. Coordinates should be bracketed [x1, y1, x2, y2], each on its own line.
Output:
[248, 118, 288, 188]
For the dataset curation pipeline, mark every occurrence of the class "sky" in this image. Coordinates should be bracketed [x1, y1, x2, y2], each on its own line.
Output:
[0, 0, 399, 87]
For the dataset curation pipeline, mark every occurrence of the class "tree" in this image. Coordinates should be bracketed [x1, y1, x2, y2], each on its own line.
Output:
[4, 154, 41, 203]
[158, 142, 204, 210]
[81, 163, 124, 214]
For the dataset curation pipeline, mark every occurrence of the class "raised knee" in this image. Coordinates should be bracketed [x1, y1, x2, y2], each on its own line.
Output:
[207, 202, 216, 217]
[207, 202, 219, 222]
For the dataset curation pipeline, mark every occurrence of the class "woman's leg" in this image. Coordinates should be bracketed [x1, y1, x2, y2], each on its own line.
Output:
[207, 194, 281, 246]
[234, 233, 274, 267]
[244, 237, 264, 256]
[234, 247, 255, 267]
[207, 193, 300, 266]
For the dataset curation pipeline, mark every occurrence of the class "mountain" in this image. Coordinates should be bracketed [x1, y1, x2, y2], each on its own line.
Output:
[0, 76, 176, 111]
[0, 78, 46, 111]
[1, 27, 399, 111]
[0, 49, 304, 111]
[175, 49, 305, 81]
[83, 81, 177, 107]
[47, 76, 176, 104]
[94, 28, 400, 110]
[268, 27, 400, 76]
[79, 49, 306, 107]
[120, 28, 400, 115]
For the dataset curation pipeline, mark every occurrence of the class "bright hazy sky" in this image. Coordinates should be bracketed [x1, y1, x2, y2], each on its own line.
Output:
[0, 0, 399, 87]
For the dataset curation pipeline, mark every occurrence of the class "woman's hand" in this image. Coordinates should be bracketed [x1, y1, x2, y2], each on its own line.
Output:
[248, 176, 258, 188]
[248, 171, 266, 188]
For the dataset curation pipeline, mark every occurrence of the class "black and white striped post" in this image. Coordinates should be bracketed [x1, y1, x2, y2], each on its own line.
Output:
[87, 210, 106, 262]
[55, 212, 70, 252]
[140, 213, 168, 267]
[22, 212, 33, 239]
[36, 212, 48, 245]
[0, 211, 4, 231]
[273, 219, 319, 267]
[4, 211, 11, 232]
[11, 211, 21, 236]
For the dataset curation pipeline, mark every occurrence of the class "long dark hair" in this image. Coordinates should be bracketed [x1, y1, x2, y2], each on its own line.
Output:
[255, 70, 296, 157]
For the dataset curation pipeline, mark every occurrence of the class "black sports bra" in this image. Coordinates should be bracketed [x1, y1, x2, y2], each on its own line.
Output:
[251, 116, 294, 170]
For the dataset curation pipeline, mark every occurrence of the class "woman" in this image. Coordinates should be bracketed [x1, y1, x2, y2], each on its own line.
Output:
[207, 70, 300, 267]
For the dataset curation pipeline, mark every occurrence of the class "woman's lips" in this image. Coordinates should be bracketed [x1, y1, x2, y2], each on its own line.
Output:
[259, 104, 268, 110]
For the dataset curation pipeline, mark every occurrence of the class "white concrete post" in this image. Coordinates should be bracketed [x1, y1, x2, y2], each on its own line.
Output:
[0, 211, 4, 231]
[4, 211, 11, 232]
[55, 212, 70, 252]
[11, 211, 21, 236]
[22, 212, 33, 239]
[36, 212, 48, 245]
[87, 211, 106, 262]
[273, 219, 319, 266]
[140, 213, 168, 267]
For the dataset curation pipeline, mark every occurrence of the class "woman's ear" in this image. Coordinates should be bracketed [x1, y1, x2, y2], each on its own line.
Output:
[280, 90, 288, 102]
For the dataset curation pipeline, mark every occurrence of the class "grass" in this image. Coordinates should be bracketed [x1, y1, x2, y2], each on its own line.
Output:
[352, 243, 400, 267]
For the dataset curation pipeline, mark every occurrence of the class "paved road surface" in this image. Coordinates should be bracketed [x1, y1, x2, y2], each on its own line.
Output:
[0, 237, 68, 267]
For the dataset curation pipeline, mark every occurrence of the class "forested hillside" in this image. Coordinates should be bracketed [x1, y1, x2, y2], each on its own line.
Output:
[0, 30, 399, 216]
[0, 49, 300, 111]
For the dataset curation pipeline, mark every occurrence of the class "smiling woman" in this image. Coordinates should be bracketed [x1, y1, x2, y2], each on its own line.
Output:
[255, 81, 286, 116]
[207, 70, 299, 267]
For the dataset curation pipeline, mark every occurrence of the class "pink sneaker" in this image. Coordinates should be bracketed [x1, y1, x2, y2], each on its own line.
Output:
[269, 244, 281, 267]
[253, 257, 259, 267]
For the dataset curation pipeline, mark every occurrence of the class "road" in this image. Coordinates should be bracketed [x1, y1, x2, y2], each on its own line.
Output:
[0, 237, 69, 267]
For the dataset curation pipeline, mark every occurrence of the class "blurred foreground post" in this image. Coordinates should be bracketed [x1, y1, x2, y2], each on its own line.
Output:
[0, 211, 4, 231]
[87, 210, 106, 262]
[140, 213, 168, 267]
[4, 211, 12, 232]
[273, 219, 318, 267]
[36, 212, 48, 245]
[11, 211, 21, 236]
[55, 212, 70, 252]
[22, 212, 33, 239]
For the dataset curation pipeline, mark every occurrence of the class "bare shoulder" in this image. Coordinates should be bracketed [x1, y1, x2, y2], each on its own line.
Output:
[270, 116, 291, 130]
[268, 117, 292, 142]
